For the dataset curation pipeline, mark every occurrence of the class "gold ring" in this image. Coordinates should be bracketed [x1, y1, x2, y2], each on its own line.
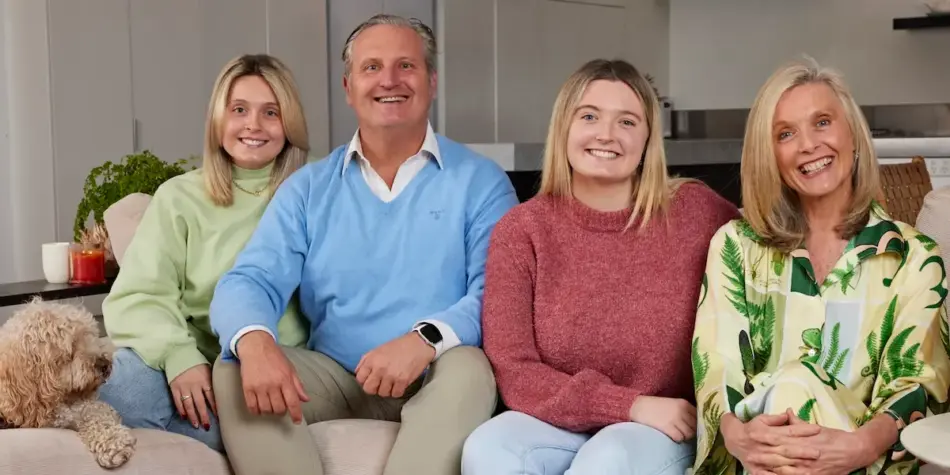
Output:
[180, 394, 192, 402]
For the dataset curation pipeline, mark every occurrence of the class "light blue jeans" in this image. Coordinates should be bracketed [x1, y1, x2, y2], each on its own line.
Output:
[97, 348, 223, 452]
[462, 411, 695, 475]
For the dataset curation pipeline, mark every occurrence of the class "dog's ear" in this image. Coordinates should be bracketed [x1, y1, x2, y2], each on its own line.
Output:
[0, 331, 67, 427]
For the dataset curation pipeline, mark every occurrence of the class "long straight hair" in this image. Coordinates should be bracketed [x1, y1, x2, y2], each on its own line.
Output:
[741, 57, 880, 251]
[203, 54, 310, 207]
[538, 59, 687, 229]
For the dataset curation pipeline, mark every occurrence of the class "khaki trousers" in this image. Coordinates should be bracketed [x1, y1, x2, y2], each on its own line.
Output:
[213, 345, 497, 475]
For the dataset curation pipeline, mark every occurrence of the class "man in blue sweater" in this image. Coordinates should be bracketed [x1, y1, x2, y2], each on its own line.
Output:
[209, 13, 518, 475]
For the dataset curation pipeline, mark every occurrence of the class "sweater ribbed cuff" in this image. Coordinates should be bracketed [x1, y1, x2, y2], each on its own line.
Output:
[597, 384, 641, 424]
[163, 345, 210, 384]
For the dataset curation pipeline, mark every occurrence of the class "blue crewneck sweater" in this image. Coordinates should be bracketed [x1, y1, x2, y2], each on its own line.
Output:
[210, 135, 518, 372]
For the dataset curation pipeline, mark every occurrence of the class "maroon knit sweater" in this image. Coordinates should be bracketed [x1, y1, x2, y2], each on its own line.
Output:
[482, 183, 740, 433]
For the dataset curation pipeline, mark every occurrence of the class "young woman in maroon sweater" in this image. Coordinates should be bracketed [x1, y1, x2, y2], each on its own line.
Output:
[461, 59, 739, 475]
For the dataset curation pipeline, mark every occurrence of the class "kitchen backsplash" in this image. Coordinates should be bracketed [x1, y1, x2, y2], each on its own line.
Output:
[673, 103, 950, 140]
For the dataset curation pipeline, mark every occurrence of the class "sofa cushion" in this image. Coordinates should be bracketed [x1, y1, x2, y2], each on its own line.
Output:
[0, 420, 400, 475]
[0, 427, 230, 475]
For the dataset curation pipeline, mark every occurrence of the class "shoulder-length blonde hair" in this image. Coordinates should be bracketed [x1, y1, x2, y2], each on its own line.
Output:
[538, 59, 687, 229]
[741, 57, 880, 251]
[203, 54, 309, 206]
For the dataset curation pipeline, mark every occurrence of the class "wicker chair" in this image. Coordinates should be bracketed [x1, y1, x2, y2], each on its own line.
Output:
[877, 156, 933, 224]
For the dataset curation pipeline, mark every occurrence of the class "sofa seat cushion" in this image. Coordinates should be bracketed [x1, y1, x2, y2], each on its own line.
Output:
[0, 427, 231, 475]
[0, 420, 400, 475]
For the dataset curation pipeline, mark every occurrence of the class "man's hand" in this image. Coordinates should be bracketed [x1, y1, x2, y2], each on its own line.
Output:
[629, 396, 697, 442]
[235, 331, 310, 424]
[721, 412, 822, 474]
[355, 332, 435, 398]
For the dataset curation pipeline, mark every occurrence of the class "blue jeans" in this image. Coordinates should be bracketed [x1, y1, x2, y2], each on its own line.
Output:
[98, 348, 223, 452]
[462, 411, 695, 475]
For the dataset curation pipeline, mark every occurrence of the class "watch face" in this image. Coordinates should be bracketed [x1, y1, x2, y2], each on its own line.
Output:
[420, 324, 443, 344]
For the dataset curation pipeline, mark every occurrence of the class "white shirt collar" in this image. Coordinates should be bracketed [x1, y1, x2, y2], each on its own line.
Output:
[342, 122, 442, 176]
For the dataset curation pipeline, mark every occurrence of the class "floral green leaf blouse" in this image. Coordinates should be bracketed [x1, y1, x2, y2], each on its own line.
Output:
[691, 205, 950, 475]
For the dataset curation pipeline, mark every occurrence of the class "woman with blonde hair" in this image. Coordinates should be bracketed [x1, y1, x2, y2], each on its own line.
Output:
[98, 54, 311, 451]
[461, 58, 739, 474]
[691, 57, 950, 475]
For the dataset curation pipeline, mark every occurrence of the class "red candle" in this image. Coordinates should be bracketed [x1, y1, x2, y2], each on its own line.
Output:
[70, 246, 106, 285]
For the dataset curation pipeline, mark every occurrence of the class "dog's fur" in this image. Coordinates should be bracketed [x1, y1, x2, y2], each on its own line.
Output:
[0, 298, 136, 468]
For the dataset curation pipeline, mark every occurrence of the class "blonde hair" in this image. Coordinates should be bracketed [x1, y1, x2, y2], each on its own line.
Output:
[538, 59, 688, 230]
[203, 54, 309, 206]
[741, 57, 880, 251]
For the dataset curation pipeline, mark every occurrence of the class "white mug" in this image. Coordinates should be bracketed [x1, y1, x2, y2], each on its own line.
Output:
[41, 242, 71, 284]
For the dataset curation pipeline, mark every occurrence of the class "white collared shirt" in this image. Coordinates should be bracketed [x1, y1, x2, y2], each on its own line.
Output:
[231, 122, 462, 360]
[342, 122, 443, 202]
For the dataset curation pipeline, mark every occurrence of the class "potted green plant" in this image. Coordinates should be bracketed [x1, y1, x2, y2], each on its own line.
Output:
[73, 151, 194, 277]
[73, 150, 194, 240]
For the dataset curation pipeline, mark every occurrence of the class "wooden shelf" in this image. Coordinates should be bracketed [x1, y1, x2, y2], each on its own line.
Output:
[894, 14, 950, 30]
[0, 279, 114, 307]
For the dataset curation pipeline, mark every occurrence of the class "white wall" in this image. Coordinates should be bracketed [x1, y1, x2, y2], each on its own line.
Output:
[3, 0, 58, 284]
[670, 0, 950, 110]
[0, 1, 12, 284]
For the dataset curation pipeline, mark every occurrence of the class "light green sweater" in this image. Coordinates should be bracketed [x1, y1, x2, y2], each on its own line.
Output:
[102, 164, 309, 383]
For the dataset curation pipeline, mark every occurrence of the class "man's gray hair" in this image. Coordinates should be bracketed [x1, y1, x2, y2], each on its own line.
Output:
[341, 14, 437, 79]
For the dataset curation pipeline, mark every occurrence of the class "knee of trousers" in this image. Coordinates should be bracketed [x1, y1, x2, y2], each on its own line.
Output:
[763, 361, 826, 402]
[428, 346, 497, 404]
[211, 355, 244, 409]
[573, 424, 695, 472]
[462, 412, 525, 465]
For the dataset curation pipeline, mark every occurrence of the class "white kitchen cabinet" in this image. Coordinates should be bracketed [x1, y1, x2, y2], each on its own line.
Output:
[128, 0, 267, 163]
[129, 0, 205, 163]
[47, 0, 135, 241]
[3, 0, 331, 281]
[267, 0, 331, 156]
[45, 0, 331, 242]
[129, 0, 329, 163]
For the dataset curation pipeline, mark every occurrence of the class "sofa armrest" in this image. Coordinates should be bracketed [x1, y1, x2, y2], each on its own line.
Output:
[916, 186, 950, 319]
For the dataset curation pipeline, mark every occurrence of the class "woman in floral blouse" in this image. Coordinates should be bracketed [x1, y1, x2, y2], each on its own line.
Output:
[691, 58, 950, 475]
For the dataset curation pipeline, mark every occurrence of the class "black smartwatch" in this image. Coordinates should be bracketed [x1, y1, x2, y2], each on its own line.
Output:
[414, 322, 443, 347]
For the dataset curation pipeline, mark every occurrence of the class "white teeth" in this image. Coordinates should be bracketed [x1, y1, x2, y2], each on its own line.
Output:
[799, 157, 833, 175]
[377, 96, 406, 103]
[241, 138, 266, 147]
[588, 149, 618, 159]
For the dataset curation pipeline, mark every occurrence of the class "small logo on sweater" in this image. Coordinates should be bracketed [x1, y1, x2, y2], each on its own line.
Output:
[430, 209, 444, 220]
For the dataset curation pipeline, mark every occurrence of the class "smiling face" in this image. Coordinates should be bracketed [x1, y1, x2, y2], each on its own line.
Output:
[772, 82, 855, 202]
[343, 24, 435, 131]
[220, 75, 286, 170]
[566, 79, 649, 186]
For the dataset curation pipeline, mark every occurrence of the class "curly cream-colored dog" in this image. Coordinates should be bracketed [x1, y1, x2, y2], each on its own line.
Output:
[0, 298, 136, 468]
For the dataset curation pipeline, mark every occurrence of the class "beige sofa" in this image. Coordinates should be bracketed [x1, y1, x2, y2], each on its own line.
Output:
[0, 193, 401, 474]
[0, 420, 399, 475]
[6, 182, 950, 474]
